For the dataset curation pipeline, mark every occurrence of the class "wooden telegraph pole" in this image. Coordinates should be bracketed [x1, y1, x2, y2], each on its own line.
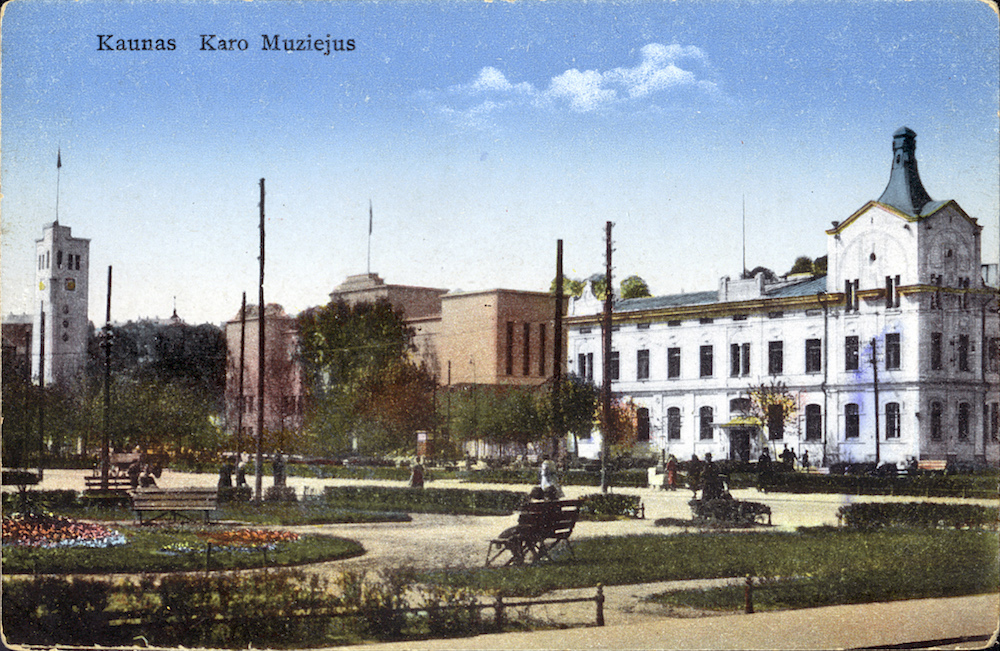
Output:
[552, 239, 564, 458]
[102, 266, 113, 490]
[600, 222, 613, 493]
[255, 179, 266, 503]
[237, 292, 246, 460]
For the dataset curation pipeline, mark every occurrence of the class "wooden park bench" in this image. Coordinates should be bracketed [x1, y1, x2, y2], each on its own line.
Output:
[132, 487, 219, 525]
[84, 474, 135, 495]
[917, 459, 948, 473]
[486, 499, 581, 567]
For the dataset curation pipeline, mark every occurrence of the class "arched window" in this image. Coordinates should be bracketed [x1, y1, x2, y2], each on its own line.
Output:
[636, 407, 650, 441]
[699, 406, 714, 440]
[845, 403, 860, 439]
[667, 407, 681, 440]
[885, 402, 901, 439]
[805, 404, 822, 441]
[730, 397, 751, 414]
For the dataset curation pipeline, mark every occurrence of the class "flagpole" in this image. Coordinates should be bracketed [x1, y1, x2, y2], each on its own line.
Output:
[367, 199, 373, 275]
[55, 149, 62, 225]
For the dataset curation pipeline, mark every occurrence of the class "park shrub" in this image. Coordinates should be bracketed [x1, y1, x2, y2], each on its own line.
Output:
[2, 576, 120, 645]
[837, 502, 999, 530]
[579, 492, 644, 519]
[2, 488, 81, 513]
[757, 469, 996, 498]
[264, 485, 298, 502]
[321, 485, 526, 515]
[218, 486, 252, 503]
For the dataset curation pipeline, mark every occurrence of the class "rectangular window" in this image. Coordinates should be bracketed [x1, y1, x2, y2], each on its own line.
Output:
[730, 344, 740, 378]
[885, 402, 900, 439]
[56, 250, 63, 268]
[538, 324, 547, 376]
[75, 254, 81, 271]
[768, 341, 783, 375]
[885, 333, 901, 370]
[931, 332, 943, 370]
[805, 339, 822, 373]
[741, 343, 750, 376]
[522, 323, 531, 375]
[733, 314, 748, 321]
[587, 352, 594, 383]
[991, 403, 999, 442]
[845, 279, 859, 311]
[700, 345, 713, 377]
[930, 402, 943, 441]
[667, 347, 681, 379]
[699, 317, 714, 324]
[668, 320, 682, 327]
[636, 349, 650, 380]
[506, 322, 515, 375]
[578, 353, 587, 379]
[845, 403, 859, 439]
[845, 336, 859, 371]
[989, 338, 999, 373]
[885, 275, 900, 308]
[958, 402, 971, 440]
[805, 404, 822, 441]
[958, 334, 970, 372]
[699, 406, 714, 440]
[667, 407, 682, 440]
[768, 404, 784, 440]
[609, 351, 620, 381]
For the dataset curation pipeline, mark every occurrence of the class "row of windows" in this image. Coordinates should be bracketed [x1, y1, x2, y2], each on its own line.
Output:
[505, 322, 548, 377]
[656, 401, 1000, 443]
[588, 330, 997, 382]
[38, 250, 82, 271]
[600, 335, 904, 381]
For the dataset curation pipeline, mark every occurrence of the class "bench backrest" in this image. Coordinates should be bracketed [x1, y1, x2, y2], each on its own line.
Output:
[518, 500, 581, 538]
[132, 488, 219, 510]
[917, 459, 947, 471]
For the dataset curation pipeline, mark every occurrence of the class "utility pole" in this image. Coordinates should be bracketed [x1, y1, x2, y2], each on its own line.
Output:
[553, 239, 564, 458]
[237, 291, 246, 460]
[102, 267, 113, 490]
[600, 222, 613, 493]
[37, 305, 45, 479]
[255, 179, 266, 503]
[871, 337, 880, 466]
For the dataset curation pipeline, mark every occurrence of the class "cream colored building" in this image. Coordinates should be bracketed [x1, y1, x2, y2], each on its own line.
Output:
[566, 128, 999, 467]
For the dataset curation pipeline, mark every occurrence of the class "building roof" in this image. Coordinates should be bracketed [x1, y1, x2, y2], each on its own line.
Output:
[765, 275, 828, 298]
[876, 127, 941, 217]
[614, 290, 718, 313]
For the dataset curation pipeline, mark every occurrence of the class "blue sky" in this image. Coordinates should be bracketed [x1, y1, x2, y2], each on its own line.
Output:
[2, 0, 997, 326]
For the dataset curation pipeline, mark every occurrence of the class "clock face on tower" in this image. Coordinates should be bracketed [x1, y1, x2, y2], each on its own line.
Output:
[65, 278, 76, 291]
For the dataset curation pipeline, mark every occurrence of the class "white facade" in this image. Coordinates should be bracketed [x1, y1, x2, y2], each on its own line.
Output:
[566, 128, 999, 467]
[32, 222, 90, 387]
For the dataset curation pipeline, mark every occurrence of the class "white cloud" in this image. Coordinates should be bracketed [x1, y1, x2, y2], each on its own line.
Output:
[434, 43, 720, 124]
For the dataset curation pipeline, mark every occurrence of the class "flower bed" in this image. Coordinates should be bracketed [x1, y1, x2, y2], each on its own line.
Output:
[2, 513, 126, 549]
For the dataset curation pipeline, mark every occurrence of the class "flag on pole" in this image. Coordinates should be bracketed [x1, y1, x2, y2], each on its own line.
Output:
[368, 199, 373, 235]
[57, 149, 62, 169]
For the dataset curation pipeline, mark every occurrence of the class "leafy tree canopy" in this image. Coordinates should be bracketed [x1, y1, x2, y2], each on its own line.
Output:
[741, 266, 778, 282]
[789, 256, 814, 275]
[549, 277, 587, 298]
[620, 275, 652, 299]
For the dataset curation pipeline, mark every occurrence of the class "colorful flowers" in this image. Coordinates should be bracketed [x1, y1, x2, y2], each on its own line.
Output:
[2, 513, 127, 549]
[160, 529, 300, 555]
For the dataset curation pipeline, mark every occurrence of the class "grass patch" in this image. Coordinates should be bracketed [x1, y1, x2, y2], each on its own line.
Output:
[2, 526, 363, 575]
[424, 528, 998, 604]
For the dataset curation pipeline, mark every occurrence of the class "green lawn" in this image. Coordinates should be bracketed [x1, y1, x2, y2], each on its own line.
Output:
[2, 527, 364, 575]
[425, 527, 999, 609]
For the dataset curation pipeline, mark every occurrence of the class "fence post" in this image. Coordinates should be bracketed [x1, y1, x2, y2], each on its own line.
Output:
[596, 584, 605, 626]
[205, 542, 212, 575]
[744, 574, 754, 614]
[494, 595, 504, 630]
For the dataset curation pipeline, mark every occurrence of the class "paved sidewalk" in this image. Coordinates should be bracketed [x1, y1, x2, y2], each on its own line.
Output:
[342, 593, 998, 650]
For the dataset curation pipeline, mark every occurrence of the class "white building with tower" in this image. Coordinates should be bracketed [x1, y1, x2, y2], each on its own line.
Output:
[32, 221, 90, 388]
[566, 128, 999, 468]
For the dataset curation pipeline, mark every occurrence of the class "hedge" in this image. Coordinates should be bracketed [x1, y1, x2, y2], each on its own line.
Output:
[837, 502, 1000, 530]
[321, 485, 527, 515]
[579, 493, 644, 519]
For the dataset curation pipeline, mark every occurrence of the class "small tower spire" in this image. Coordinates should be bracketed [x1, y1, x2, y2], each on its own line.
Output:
[877, 127, 934, 216]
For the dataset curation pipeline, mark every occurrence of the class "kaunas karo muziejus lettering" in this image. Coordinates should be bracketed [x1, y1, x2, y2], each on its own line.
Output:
[97, 34, 356, 55]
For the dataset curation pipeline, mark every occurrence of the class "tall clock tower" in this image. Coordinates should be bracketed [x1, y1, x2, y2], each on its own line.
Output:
[32, 221, 90, 387]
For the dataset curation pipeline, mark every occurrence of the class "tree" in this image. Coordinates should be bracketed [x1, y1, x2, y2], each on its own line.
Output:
[298, 298, 430, 456]
[742, 266, 778, 282]
[549, 277, 587, 298]
[620, 275, 652, 299]
[539, 375, 598, 458]
[743, 380, 799, 449]
[812, 255, 828, 276]
[442, 385, 546, 460]
[788, 256, 814, 275]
